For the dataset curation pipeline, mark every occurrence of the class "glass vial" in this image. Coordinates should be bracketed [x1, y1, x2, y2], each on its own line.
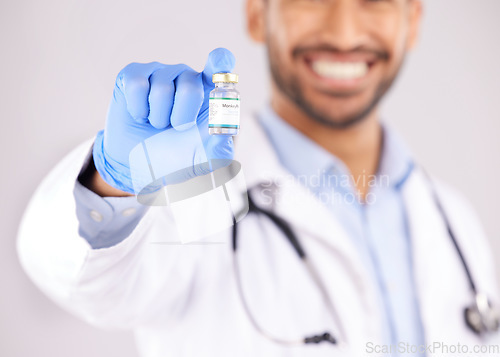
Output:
[209, 73, 240, 135]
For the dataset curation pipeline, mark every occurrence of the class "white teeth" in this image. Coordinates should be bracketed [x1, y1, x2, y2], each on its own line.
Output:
[311, 61, 369, 80]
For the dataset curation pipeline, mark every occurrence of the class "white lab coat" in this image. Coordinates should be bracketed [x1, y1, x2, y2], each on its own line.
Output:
[17, 115, 500, 356]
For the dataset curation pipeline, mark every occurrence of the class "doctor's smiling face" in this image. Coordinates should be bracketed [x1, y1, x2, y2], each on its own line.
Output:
[246, 0, 422, 129]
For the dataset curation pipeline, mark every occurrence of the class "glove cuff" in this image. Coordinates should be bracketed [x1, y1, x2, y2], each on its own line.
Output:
[92, 130, 136, 194]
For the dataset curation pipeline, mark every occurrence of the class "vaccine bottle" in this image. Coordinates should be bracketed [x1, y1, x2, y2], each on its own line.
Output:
[209, 73, 240, 135]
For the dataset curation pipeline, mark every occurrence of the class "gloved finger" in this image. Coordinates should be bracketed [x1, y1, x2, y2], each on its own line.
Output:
[148, 65, 186, 129]
[116, 62, 164, 123]
[202, 48, 236, 88]
[170, 69, 204, 131]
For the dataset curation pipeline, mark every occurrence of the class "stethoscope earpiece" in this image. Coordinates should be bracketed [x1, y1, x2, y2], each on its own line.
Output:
[424, 169, 500, 338]
[464, 293, 500, 335]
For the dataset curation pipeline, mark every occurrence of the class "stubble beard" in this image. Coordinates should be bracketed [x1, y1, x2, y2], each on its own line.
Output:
[266, 37, 406, 130]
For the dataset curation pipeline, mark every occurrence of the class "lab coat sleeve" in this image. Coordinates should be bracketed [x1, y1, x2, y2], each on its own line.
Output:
[17, 139, 201, 330]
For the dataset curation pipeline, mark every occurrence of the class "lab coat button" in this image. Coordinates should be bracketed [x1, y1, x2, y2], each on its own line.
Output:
[122, 208, 137, 217]
[89, 210, 103, 222]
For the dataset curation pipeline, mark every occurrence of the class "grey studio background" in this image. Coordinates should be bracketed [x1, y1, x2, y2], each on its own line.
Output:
[1, 0, 499, 356]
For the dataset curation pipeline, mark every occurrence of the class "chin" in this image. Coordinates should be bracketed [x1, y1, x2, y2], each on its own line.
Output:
[297, 97, 377, 129]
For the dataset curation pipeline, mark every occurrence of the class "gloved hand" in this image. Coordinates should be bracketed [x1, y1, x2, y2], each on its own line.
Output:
[92, 48, 236, 195]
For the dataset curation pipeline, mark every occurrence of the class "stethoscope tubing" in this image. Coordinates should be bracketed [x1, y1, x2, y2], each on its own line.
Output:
[231, 168, 497, 346]
[232, 194, 344, 345]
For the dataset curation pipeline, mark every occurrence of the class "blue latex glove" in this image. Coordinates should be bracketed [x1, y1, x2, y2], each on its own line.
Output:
[93, 48, 236, 195]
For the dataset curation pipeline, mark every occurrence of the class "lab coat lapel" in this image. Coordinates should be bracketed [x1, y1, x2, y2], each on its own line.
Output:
[235, 114, 363, 269]
[402, 169, 480, 349]
[235, 115, 381, 347]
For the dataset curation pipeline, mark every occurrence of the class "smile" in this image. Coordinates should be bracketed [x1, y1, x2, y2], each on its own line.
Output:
[302, 54, 378, 92]
[311, 60, 369, 80]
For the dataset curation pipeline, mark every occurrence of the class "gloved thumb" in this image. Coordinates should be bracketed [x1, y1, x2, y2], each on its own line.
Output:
[202, 48, 236, 86]
[194, 134, 234, 176]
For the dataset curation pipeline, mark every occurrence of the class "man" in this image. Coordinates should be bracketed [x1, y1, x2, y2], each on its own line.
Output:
[17, 0, 500, 356]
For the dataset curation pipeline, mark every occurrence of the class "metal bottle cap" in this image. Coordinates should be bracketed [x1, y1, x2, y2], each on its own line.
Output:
[212, 73, 239, 83]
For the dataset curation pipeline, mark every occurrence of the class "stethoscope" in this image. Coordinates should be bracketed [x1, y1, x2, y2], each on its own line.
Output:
[231, 170, 500, 346]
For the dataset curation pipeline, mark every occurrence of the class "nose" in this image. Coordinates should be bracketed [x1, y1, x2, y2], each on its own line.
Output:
[321, 0, 367, 51]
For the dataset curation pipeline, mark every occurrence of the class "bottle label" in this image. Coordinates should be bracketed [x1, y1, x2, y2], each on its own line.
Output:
[209, 98, 240, 128]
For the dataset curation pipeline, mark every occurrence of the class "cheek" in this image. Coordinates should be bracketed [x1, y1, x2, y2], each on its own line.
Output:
[369, 12, 408, 63]
[269, 6, 323, 60]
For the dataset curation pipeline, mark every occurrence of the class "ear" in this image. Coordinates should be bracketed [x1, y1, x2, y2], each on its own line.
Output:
[246, 0, 266, 43]
[406, 0, 423, 50]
